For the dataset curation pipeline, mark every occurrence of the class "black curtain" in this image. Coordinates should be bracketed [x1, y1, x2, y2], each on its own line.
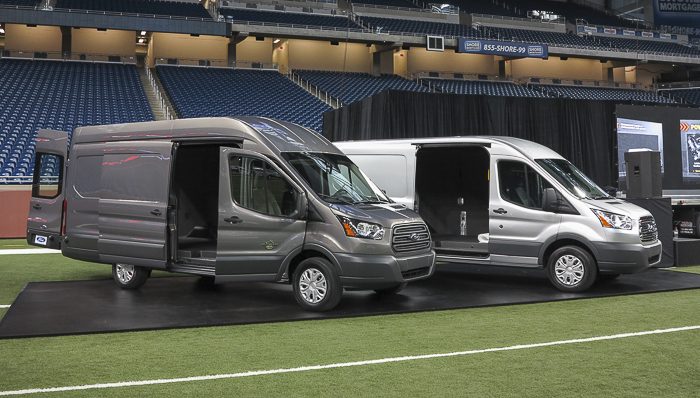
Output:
[323, 91, 618, 187]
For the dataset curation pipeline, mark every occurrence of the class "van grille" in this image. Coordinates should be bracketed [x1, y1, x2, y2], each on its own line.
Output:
[639, 216, 658, 244]
[392, 223, 431, 253]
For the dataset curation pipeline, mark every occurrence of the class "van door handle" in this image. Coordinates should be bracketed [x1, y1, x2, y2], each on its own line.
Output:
[32, 204, 42, 210]
[493, 208, 508, 214]
[150, 209, 162, 216]
[224, 216, 243, 224]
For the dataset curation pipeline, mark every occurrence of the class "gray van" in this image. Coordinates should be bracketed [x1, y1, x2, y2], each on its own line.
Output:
[336, 136, 662, 292]
[26, 117, 435, 311]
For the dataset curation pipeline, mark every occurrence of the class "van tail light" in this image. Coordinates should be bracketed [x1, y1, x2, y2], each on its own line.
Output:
[60, 199, 67, 236]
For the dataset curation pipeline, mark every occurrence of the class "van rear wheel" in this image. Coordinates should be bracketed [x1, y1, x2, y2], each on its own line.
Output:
[546, 246, 597, 292]
[112, 263, 150, 290]
[292, 258, 342, 312]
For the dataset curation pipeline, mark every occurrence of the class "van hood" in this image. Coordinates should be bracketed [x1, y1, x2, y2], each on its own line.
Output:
[329, 203, 423, 227]
[582, 198, 652, 220]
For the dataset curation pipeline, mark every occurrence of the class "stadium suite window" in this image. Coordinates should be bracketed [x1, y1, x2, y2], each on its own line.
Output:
[32, 152, 63, 199]
[229, 155, 299, 218]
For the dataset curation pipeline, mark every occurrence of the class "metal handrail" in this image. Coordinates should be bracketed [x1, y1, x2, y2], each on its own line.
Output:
[226, 18, 367, 33]
[472, 13, 565, 25]
[0, 4, 217, 22]
[289, 71, 342, 109]
[145, 67, 173, 120]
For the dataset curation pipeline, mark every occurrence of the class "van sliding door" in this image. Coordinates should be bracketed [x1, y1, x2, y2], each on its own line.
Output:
[96, 142, 173, 268]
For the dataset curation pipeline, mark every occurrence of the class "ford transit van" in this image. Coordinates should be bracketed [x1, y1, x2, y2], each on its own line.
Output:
[336, 137, 661, 292]
[26, 117, 435, 311]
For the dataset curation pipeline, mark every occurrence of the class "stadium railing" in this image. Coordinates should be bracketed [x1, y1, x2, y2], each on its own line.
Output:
[289, 71, 342, 108]
[145, 67, 174, 120]
[0, 4, 215, 22]
[0, 50, 138, 64]
[226, 19, 367, 33]
[153, 57, 278, 70]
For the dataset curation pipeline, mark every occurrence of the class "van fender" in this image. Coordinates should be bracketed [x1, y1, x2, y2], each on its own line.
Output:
[275, 243, 343, 281]
[537, 233, 600, 266]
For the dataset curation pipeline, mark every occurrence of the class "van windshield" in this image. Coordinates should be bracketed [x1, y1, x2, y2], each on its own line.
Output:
[536, 159, 610, 200]
[282, 152, 390, 205]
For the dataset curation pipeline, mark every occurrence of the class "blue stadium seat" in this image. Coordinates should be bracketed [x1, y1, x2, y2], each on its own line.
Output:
[54, 0, 212, 19]
[662, 89, 700, 105]
[0, 0, 40, 6]
[156, 65, 331, 132]
[427, 79, 549, 98]
[294, 70, 430, 104]
[0, 59, 154, 180]
[219, 8, 361, 29]
[530, 84, 676, 104]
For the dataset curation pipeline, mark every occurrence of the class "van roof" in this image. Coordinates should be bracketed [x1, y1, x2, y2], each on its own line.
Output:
[72, 116, 340, 155]
[336, 136, 564, 160]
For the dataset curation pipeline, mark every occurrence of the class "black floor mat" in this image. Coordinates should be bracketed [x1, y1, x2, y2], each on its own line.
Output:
[1, 265, 699, 339]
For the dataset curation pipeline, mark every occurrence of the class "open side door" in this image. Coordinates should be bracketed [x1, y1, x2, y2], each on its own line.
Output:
[27, 129, 70, 249]
[96, 142, 173, 269]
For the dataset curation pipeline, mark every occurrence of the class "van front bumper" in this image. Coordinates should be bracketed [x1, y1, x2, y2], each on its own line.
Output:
[594, 240, 662, 274]
[336, 250, 436, 290]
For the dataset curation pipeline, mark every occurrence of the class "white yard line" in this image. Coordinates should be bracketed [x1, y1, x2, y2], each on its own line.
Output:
[0, 305, 10, 309]
[0, 249, 59, 255]
[0, 325, 698, 396]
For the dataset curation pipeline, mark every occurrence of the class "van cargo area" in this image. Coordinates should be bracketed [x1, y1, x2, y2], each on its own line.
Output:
[415, 146, 489, 257]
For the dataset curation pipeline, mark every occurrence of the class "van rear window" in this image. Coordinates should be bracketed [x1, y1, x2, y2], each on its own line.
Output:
[32, 152, 63, 199]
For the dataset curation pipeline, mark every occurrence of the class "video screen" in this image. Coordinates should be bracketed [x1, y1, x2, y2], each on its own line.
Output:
[680, 120, 700, 182]
[616, 118, 664, 179]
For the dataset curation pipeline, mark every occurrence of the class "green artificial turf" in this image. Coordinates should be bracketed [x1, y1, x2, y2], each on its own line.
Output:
[0, 239, 31, 250]
[0, 289, 698, 396]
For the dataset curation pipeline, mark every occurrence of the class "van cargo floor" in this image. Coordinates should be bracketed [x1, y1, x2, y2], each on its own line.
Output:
[2, 266, 700, 338]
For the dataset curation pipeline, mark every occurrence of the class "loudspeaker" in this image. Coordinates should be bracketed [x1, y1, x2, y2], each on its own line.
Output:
[625, 151, 662, 199]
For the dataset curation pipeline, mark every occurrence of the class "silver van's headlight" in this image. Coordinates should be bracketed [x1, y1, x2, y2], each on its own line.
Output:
[591, 209, 633, 230]
[338, 216, 385, 240]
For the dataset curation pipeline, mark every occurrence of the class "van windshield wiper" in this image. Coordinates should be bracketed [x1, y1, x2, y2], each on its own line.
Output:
[316, 193, 354, 205]
[354, 200, 390, 205]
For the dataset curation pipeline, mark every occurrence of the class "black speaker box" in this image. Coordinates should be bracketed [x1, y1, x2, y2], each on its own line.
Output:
[625, 151, 662, 199]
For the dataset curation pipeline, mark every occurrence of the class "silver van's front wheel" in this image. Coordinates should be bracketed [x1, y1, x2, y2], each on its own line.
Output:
[112, 263, 150, 290]
[299, 268, 327, 304]
[546, 246, 597, 292]
[292, 258, 342, 312]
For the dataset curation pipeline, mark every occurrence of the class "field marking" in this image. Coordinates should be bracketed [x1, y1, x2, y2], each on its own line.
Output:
[0, 305, 10, 309]
[0, 249, 59, 255]
[0, 325, 698, 396]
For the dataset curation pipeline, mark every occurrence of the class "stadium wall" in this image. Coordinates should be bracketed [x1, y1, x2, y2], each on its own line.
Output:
[4, 24, 61, 53]
[287, 40, 372, 73]
[509, 57, 606, 81]
[151, 33, 228, 65]
[72, 28, 136, 57]
[238, 37, 273, 65]
[407, 49, 498, 75]
[0, 187, 30, 239]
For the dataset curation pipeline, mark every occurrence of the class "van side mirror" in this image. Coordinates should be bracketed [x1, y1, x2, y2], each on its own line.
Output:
[294, 192, 308, 220]
[542, 188, 577, 214]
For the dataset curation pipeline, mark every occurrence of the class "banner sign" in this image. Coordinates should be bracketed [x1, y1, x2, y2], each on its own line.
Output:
[681, 120, 700, 181]
[457, 39, 548, 58]
[653, 0, 700, 28]
[577, 24, 680, 41]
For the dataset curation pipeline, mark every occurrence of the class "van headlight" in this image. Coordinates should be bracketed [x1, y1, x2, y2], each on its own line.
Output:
[591, 209, 633, 230]
[338, 216, 385, 240]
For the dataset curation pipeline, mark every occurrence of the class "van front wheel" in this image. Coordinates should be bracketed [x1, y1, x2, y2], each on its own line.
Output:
[292, 258, 342, 312]
[546, 246, 597, 292]
[112, 263, 150, 290]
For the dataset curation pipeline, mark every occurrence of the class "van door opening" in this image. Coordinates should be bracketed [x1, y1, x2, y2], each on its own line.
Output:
[27, 129, 69, 250]
[171, 143, 222, 267]
[415, 146, 490, 257]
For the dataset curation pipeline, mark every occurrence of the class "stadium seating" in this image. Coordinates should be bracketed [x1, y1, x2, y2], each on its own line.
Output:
[663, 89, 700, 105]
[220, 8, 361, 29]
[427, 79, 550, 98]
[351, 0, 418, 8]
[530, 84, 676, 104]
[54, 0, 212, 19]
[0, 59, 153, 180]
[294, 70, 430, 104]
[156, 65, 331, 131]
[0, 0, 39, 6]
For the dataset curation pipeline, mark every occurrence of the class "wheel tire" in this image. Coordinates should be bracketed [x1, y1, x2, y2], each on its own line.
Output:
[374, 282, 407, 296]
[598, 273, 621, 281]
[546, 246, 597, 292]
[292, 257, 342, 312]
[112, 263, 150, 290]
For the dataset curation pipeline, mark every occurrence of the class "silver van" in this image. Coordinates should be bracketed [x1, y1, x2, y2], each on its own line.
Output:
[26, 117, 435, 311]
[336, 136, 662, 292]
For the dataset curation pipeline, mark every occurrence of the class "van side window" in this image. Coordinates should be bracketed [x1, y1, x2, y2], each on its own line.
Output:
[32, 153, 63, 199]
[498, 161, 552, 210]
[101, 154, 169, 202]
[229, 156, 298, 217]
